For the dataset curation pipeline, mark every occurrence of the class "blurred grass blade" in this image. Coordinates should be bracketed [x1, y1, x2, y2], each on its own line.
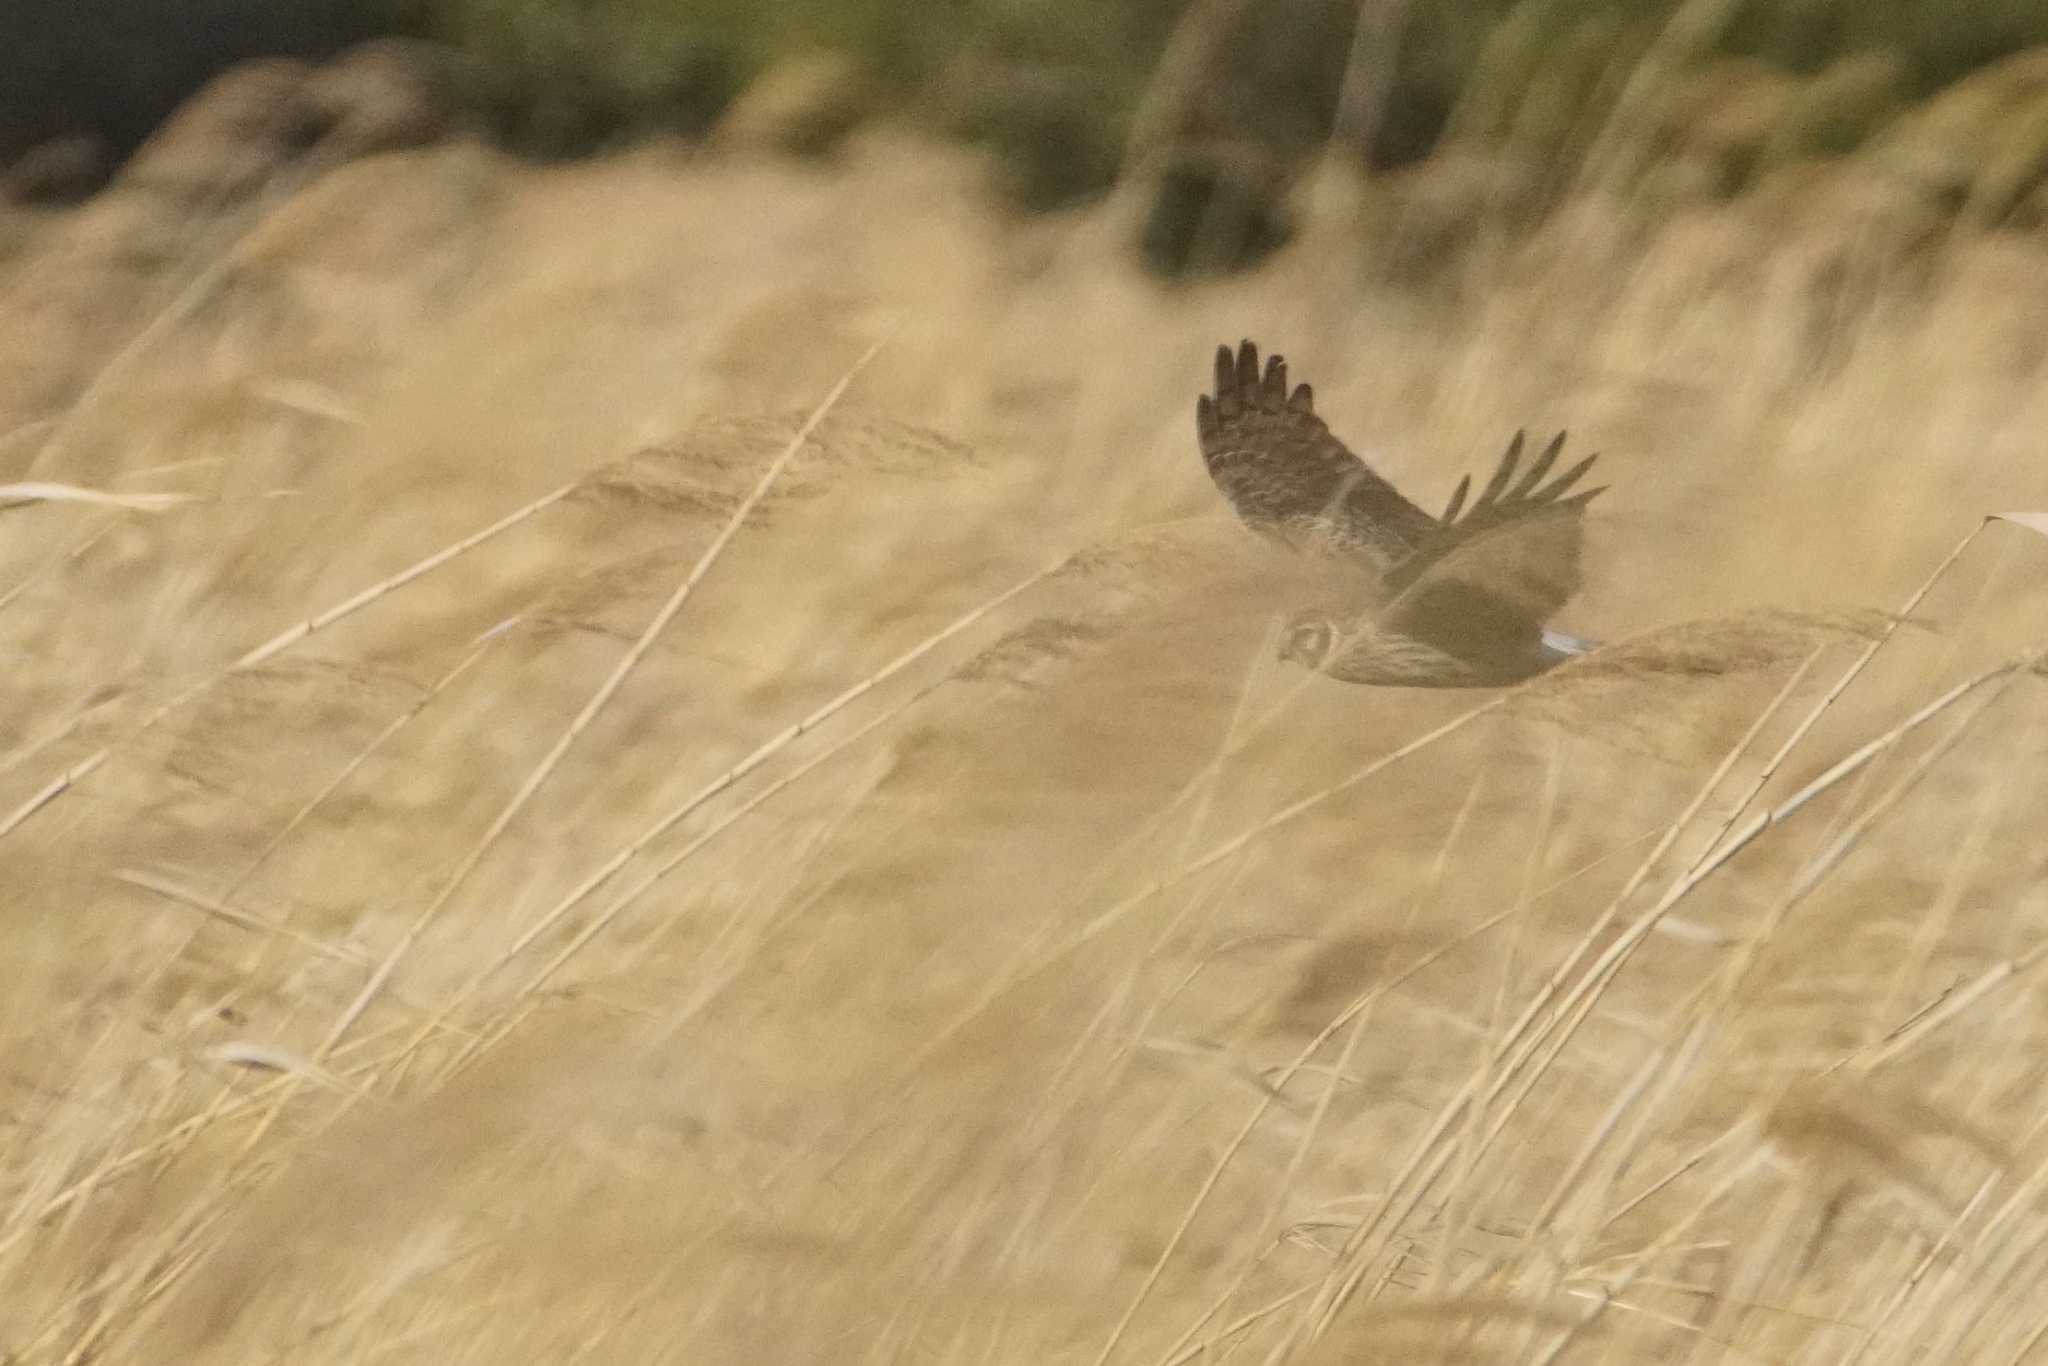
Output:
[0, 482, 198, 512]
[1991, 511, 2048, 537]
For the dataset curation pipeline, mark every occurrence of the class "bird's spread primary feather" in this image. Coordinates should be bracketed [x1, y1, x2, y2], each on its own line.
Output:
[1196, 339, 1606, 687]
[1195, 340, 1436, 569]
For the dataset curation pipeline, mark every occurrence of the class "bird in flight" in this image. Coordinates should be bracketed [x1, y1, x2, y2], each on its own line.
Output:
[1196, 339, 1604, 687]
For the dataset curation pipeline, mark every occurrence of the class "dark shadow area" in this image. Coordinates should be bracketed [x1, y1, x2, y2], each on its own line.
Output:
[0, 0, 400, 173]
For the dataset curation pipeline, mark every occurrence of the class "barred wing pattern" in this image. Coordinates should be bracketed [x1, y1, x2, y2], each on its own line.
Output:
[1195, 339, 1606, 687]
[1195, 339, 1435, 570]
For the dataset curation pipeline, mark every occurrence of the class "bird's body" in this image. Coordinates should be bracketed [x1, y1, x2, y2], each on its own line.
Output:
[1196, 340, 1604, 687]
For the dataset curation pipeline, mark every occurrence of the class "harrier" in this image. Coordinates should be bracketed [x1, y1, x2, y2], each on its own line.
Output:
[1196, 339, 1604, 687]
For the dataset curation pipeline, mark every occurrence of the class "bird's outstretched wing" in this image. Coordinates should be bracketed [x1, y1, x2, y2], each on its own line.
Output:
[1195, 339, 1435, 571]
[1381, 430, 1603, 667]
[1385, 429, 1602, 614]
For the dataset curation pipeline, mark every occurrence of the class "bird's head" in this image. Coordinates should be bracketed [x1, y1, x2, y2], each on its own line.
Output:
[1278, 611, 1338, 670]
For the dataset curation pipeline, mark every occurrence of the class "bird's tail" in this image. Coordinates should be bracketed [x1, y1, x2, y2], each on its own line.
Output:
[1540, 628, 1599, 660]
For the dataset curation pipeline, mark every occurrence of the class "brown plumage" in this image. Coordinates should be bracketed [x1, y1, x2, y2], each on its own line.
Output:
[1196, 339, 1605, 687]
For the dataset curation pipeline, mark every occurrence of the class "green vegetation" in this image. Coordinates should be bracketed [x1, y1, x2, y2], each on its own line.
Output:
[1721, 0, 2048, 84]
[405, 1, 2048, 162]
[391, 0, 2048, 240]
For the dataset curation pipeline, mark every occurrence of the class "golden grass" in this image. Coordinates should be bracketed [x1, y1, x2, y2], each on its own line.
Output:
[4, 122, 2048, 1364]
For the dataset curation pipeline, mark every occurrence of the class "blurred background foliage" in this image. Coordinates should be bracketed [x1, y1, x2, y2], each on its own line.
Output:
[395, 0, 2048, 170]
[10, 0, 2048, 267]
[7, 0, 2047, 157]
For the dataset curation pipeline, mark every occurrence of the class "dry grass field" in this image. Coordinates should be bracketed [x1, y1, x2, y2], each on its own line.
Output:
[5, 113, 2048, 1363]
